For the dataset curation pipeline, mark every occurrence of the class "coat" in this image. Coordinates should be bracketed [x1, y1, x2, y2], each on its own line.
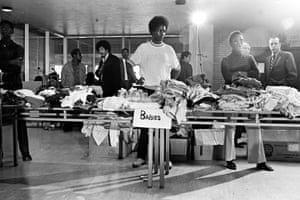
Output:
[263, 50, 297, 87]
[95, 54, 121, 97]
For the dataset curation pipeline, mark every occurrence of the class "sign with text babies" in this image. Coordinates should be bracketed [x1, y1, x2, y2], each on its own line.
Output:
[133, 109, 171, 129]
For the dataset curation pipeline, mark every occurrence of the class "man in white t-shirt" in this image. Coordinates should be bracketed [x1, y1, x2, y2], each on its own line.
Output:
[130, 16, 180, 168]
[131, 17, 180, 86]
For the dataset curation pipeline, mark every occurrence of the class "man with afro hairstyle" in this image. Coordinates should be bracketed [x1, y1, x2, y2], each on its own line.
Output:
[95, 40, 122, 97]
[130, 16, 180, 168]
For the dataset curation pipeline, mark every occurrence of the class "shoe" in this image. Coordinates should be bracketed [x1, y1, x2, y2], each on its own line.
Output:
[165, 161, 173, 170]
[256, 162, 274, 171]
[226, 160, 237, 170]
[132, 158, 146, 168]
[22, 154, 32, 161]
[235, 143, 244, 148]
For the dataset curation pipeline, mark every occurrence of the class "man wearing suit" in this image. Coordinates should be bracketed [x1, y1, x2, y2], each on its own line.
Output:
[95, 40, 121, 97]
[263, 37, 297, 87]
[120, 48, 137, 90]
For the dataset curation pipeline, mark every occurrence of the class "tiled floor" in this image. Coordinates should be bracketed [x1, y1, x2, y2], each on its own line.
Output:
[1, 125, 300, 200]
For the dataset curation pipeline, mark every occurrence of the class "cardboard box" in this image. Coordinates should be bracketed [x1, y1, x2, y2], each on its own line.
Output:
[170, 138, 188, 155]
[194, 145, 224, 161]
[89, 135, 132, 161]
[170, 137, 191, 161]
[194, 129, 225, 146]
[194, 145, 214, 160]
[262, 129, 300, 142]
[263, 141, 300, 162]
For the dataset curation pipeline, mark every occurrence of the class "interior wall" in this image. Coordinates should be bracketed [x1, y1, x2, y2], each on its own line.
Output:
[189, 24, 214, 83]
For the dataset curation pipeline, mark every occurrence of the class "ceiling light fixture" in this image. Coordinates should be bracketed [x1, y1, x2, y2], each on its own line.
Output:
[191, 11, 206, 26]
[175, 0, 186, 5]
[1, 6, 13, 12]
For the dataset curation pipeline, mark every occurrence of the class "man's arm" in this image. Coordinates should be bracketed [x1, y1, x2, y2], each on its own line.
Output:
[171, 65, 181, 79]
[187, 64, 193, 78]
[127, 59, 144, 84]
[0, 45, 24, 73]
[126, 62, 138, 83]
[247, 55, 259, 79]
[60, 64, 68, 88]
[261, 59, 268, 88]
[285, 52, 297, 87]
[221, 58, 232, 84]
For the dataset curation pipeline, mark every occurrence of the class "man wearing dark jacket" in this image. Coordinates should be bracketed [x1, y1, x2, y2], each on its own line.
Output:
[0, 20, 32, 165]
[263, 37, 297, 87]
[95, 40, 121, 97]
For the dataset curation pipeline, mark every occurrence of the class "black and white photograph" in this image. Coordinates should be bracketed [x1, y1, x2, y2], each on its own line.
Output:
[0, 0, 300, 199]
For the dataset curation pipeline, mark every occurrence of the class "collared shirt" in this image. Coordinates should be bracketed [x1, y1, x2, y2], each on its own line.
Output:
[102, 53, 109, 63]
[122, 58, 128, 80]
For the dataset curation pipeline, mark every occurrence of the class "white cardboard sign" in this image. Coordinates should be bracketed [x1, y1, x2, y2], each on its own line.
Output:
[133, 109, 171, 129]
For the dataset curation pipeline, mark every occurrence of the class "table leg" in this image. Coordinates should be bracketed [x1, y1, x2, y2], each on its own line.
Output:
[154, 129, 159, 174]
[13, 112, 18, 167]
[147, 128, 154, 188]
[165, 129, 170, 175]
[159, 129, 165, 188]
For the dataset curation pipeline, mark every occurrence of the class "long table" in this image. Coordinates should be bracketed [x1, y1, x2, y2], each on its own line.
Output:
[185, 109, 300, 127]
[18, 107, 170, 188]
[14, 107, 300, 188]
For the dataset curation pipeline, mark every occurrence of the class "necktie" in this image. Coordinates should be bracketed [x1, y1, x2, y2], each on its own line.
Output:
[123, 59, 128, 80]
[270, 54, 276, 70]
[99, 58, 105, 82]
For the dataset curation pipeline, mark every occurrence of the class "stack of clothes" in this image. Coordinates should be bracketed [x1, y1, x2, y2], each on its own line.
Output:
[149, 79, 189, 124]
[261, 86, 300, 119]
[216, 75, 263, 111]
[187, 84, 219, 110]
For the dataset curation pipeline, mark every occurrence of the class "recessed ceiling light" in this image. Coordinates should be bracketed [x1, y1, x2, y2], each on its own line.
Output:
[1, 6, 13, 12]
[175, 0, 186, 5]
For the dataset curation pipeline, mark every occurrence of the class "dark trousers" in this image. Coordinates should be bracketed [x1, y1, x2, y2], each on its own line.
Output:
[137, 128, 148, 160]
[17, 120, 30, 156]
[0, 109, 30, 160]
[235, 125, 246, 145]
